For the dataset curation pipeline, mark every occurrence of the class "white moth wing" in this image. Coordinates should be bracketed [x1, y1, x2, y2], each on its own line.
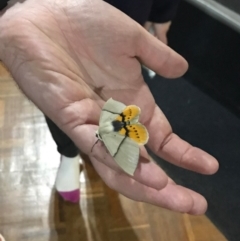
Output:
[101, 132, 125, 157]
[101, 132, 139, 176]
[114, 136, 139, 176]
[100, 98, 126, 125]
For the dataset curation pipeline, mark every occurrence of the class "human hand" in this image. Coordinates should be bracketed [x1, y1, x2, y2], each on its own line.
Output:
[144, 21, 172, 45]
[0, 0, 218, 214]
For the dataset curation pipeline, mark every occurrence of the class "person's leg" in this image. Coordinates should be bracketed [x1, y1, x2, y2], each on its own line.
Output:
[45, 116, 80, 203]
[45, 116, 79, 157]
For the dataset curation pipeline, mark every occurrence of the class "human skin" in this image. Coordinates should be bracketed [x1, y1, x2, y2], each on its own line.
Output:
[144, 21, 172, 45]
[0, 0, 218, 214]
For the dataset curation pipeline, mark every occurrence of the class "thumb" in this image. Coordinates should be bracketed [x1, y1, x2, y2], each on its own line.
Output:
[135, 25, 188, 78]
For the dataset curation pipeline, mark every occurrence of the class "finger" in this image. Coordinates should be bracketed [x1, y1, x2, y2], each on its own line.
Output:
[153, 22, 172, 45]
[165, 177, 207, 214]
[144, 21, 153, 31]
[167, 177, 176, 184]
[136, 25, 188, 78]
[93, 141, 168, 190]
[154, 21, 172, 35]
[160, 134, 219, 174]
[91, 159, 207, 214]
[162, 183, 207, 215]
[147, 106, 219, 174]
[59, 98, 167, 192]
[157, 33, 168, 45]
[181, 187, 208, 215]
[70, 122, 168, 191]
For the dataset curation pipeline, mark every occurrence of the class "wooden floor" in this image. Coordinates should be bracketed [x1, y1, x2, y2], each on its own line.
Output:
[0, 62, 228, 241]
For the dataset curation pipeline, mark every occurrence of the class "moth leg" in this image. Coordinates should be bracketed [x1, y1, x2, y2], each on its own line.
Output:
[91, 139, 100, 152]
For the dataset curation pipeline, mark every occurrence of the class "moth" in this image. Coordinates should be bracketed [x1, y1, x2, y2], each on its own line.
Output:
[94, 98, 149, 175]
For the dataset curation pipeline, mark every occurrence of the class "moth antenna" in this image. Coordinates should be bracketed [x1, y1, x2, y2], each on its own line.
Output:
[91, 139, 99, 152]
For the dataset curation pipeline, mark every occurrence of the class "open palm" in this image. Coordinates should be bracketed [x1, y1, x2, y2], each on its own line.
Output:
[0, 0, 218, 214]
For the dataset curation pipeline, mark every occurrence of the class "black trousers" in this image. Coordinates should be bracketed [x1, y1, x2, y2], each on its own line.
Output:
[45, 116, 79, 157]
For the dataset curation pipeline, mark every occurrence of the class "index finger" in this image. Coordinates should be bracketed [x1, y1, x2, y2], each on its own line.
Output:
[136, 25, 188, 78]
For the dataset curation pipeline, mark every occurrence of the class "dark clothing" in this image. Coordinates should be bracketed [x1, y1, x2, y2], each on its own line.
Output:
[45, 117, 79, 157]
[1, 0, 180, 23]
[105, 0, 180, 25]
[106, 0, 153, 25]
[148, 0, 181, 23]
[0, 0, 8, 10]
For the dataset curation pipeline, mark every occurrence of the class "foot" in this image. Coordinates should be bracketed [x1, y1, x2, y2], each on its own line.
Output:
[55, 155, 80, 203]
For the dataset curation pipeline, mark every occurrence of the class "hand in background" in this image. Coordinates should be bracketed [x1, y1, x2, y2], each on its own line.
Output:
[144, 21, 172, 45]
[0, 0, 218, 214]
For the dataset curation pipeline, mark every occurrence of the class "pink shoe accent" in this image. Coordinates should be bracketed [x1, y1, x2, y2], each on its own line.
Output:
[59, 189, 80, 203]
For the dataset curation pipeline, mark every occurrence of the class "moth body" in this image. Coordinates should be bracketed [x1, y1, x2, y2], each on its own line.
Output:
[98, 121, 114, 135]
[94, 98, 149, 176]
